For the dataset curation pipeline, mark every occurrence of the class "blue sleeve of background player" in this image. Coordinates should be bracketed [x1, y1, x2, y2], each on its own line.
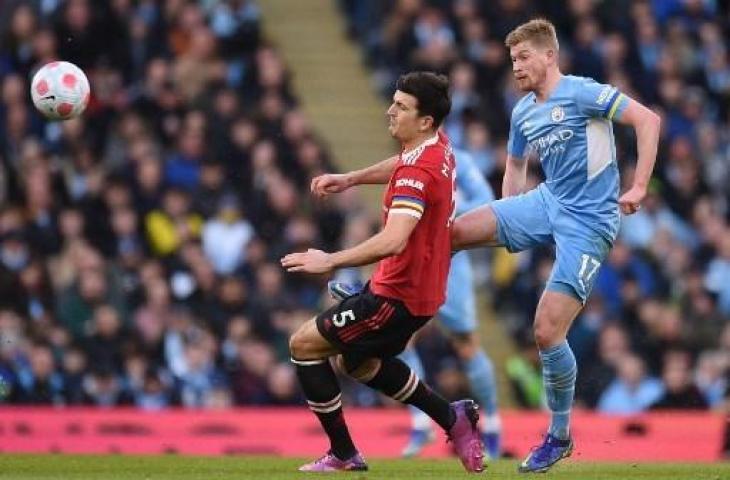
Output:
[455, 150, 494, 214]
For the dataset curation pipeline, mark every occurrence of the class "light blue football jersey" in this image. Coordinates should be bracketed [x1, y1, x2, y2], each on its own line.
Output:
[507, 75, 629, 241]
[454, 149, 495, 215]
[439, 149, 494, 332]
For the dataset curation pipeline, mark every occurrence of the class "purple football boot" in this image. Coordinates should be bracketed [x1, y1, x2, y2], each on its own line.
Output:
[298, 451, 368, 472]
[447, 400, 485, 473]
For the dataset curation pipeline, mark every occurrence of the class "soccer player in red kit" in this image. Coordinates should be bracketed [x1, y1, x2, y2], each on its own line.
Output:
[281, 72, 484, 473]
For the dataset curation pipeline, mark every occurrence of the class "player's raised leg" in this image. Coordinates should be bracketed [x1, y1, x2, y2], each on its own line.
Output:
[289, 319, 367, 472]
[451, 205, 501, 251]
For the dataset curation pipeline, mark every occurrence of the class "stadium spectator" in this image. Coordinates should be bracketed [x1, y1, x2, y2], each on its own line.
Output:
[83, 304, 128, 373]
[201, 193, 254, 275]
[650, 349, 708, 410]
[175, 337, 227, 408]
[82, 367, 130, 407]
[145, 187, 202, 257]
[598, 354, 664, 414]
[695, 350, 728, 407]
[576, 323, 632, 408]
[14, 342, 65, 405]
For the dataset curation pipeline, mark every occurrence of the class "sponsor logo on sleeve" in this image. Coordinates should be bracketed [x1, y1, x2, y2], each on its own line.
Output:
[596, 85, 615, 106]
[395, 178, 425, 191]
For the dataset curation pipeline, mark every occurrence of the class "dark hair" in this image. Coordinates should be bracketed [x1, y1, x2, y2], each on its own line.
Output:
[396, 71, 451, 129]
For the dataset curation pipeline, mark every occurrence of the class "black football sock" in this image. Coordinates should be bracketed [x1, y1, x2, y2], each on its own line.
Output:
[292, 357, 357, 460]
[366, 357, 455, 431]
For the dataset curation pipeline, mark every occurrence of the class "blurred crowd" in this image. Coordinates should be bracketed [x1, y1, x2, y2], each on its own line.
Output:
[0, 0, 385, 409]
[341, 0, 730, 416]
[1, 0, 730, 423]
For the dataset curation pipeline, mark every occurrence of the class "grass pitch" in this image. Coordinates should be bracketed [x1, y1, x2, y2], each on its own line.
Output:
[0, 454, 728, 480]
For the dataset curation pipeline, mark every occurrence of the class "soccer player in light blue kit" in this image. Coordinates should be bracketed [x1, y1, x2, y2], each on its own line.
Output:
[451, 19, 660, 473]
[399, 149, 501, 459]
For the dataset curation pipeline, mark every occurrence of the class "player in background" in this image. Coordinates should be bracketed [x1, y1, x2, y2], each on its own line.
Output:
[329, 150, 502, 459]
[282, 72, 484, 473]
[451, 19, 661, 473]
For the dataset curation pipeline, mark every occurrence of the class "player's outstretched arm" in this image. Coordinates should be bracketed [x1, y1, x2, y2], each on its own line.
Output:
[310, 155, 399, 198]
[281, 213, 418, 274]
[614, 98, 661, 215]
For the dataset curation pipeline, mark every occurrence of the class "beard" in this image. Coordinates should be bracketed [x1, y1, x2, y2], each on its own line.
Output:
[516, 76, 533, 91]
[515, 65, 548, 92]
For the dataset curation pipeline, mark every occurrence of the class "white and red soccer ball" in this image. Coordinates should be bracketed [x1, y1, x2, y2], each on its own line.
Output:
[30, 61, 90, 120]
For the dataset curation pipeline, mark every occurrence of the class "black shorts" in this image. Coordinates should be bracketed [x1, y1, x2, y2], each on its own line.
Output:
[316, 285, 431, 366]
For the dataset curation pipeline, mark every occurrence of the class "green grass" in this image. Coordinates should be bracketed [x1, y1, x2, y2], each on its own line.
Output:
[0, 455, 728, 480]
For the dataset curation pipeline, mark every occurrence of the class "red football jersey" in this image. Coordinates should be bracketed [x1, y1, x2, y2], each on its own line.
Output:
[370, 131, 456, 316]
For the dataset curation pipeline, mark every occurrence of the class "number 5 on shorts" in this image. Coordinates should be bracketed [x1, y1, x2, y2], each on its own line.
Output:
[333, 309, 355, 328]
[577, 254, 601, 292]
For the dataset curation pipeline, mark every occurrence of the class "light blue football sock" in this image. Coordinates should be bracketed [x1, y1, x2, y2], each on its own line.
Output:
[464, 350, 498, 418]
[398, 347, 431, 430]
[539, 340, 577, 441]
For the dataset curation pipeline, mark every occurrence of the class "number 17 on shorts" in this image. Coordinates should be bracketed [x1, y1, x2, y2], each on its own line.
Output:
[577, 254, 601, 293]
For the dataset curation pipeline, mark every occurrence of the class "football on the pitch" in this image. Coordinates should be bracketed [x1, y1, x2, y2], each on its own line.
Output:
[30, 61, 90, 120]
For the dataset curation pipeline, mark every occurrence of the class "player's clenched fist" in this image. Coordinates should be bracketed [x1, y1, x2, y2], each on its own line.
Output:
[310, 173, 353, 198]
[618, 186, 646, 215]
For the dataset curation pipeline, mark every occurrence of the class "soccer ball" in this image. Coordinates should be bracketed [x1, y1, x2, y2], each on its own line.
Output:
[30, 61, 90, 120]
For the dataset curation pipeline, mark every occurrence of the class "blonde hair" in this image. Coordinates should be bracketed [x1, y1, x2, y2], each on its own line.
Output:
[505, 18, 559, 51]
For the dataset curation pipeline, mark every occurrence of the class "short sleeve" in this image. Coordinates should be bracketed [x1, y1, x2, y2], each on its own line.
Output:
[507, 109, 529, 158]
[389, 165, 432, 220]
[576, 78, 629, 121]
